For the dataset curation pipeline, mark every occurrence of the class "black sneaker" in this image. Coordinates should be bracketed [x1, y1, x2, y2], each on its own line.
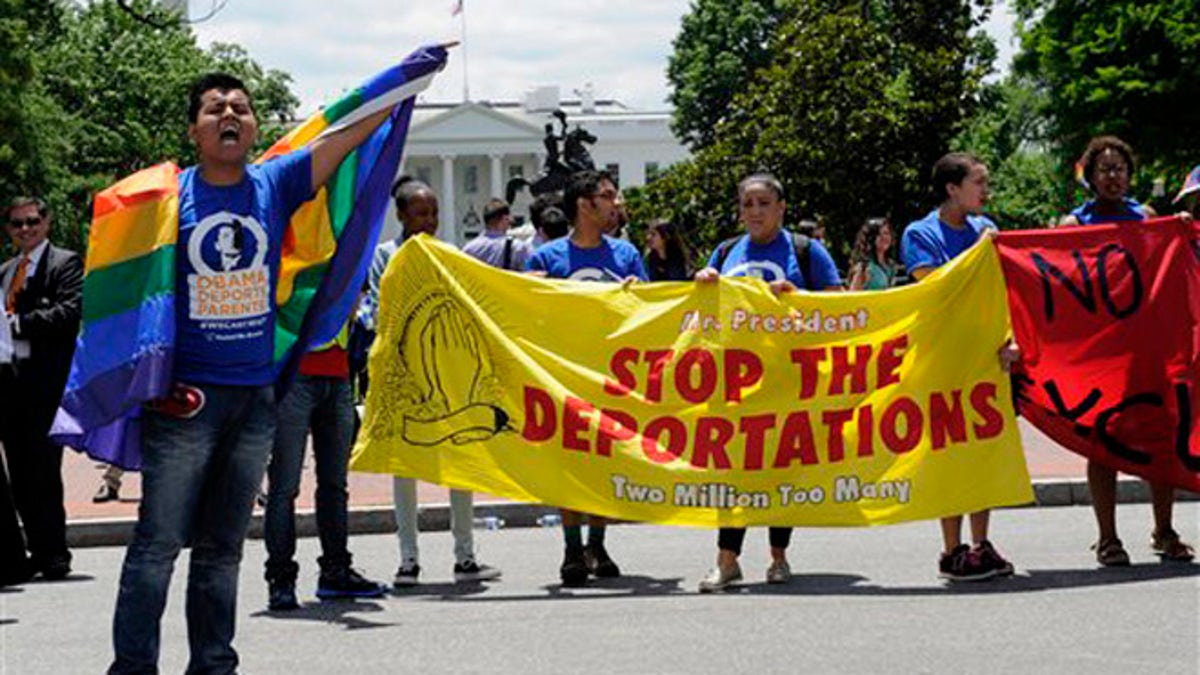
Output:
[268, 580, 299, 611]
[317, 568, 386, 599]
[938, 544, 996, 582]
[393, 563, 420, 588]
[560, 546, 589, 587]
[38, 555, 72, 581]
[583, 544, 620, 578]
[453, 559, 502, 583]
[92, 482, 119, 504]
[973, 540, 1014, 577]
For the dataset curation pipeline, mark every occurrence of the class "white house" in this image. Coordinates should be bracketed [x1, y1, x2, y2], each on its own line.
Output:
[390, 85, 690, 246]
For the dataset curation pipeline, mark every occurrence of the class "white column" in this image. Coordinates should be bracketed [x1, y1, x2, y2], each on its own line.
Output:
[440, 154, 457, 245]
[489, 153, 503, 201]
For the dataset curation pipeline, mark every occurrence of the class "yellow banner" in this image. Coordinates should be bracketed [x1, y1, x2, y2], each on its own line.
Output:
[351, 235, 1032, 527]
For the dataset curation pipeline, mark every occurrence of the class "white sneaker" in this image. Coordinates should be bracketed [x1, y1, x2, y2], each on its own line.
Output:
[454, 560, 501, 583]
[698, 563, 743, 593]
[766, 559, 791, 584]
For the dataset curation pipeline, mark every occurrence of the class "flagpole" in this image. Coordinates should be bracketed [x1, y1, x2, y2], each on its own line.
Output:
[460, 2, 470, 102]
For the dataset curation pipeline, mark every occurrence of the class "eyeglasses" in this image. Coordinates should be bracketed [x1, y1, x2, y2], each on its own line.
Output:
[7, 216, 41, 229]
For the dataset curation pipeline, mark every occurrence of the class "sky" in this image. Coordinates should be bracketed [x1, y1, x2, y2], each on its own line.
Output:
[189, 0, 1019, 116]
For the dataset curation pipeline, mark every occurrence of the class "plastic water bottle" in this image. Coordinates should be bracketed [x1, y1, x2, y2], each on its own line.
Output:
[537, 513, 562, 528]
[473, 515, 505, 531]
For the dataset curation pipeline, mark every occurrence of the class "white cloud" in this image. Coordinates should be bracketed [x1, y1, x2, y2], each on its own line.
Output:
[190, 0, 1018, 115]
[192, 0, 692, 114]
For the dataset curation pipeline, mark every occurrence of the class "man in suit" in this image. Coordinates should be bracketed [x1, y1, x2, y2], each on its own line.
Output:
[1, 196, 82, 581]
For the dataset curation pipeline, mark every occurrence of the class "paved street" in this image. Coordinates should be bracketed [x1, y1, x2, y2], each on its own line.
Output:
[2, 503, 1197, 675]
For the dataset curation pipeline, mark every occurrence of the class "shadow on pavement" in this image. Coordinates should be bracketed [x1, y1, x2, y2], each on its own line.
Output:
[32, 573, 96, 585]
[722, 562, 1200, 596]
[250, 599, 394, 630]
[422, 574, 688, 602]
[391, 581, 492, 599]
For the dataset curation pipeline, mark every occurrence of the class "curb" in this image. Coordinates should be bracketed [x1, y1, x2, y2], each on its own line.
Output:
[65, 479, 1198, 549]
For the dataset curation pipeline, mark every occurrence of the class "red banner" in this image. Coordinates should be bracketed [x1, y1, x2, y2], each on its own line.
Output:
[996, 216, 1200, 492]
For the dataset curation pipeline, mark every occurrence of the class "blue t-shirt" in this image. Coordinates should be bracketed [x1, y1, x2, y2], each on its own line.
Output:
[175, 150, 314, 386]
[900, 209, 995, 274]
[1069, 198, 1148, 225]
[526, 235, 647, 282]
[705, 230, 842, 290]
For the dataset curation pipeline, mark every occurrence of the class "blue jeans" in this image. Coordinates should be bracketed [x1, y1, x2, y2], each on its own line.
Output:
[264, 374, 354, 581]
[109, 384, 276, 675]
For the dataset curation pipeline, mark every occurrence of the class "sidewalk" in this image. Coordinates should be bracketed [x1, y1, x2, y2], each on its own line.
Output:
[59, 419, 1193, 547]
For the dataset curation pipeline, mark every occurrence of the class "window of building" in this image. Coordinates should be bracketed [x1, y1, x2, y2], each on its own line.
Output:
[508, 164, 524, 180]
[605, 163, 621, 186]
[465, 164, 479, 194]
[415, 166, 432, 186]
[645, 162, 661, 183]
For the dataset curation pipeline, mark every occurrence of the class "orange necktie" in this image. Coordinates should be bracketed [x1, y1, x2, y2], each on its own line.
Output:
[5, 255, 29, 313]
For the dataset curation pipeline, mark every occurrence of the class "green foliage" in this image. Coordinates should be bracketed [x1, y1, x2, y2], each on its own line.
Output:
[666, 0, 785, 150]
[635, 0, 993, 262]
[0, 0, 60, 208]
[1014, 0, 1200, 201]
[952, 77, 1067, 228]
[1, 0, 298, 255]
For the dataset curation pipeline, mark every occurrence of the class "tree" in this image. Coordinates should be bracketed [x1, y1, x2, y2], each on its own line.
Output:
[952, 77, 1066, 228]
[666, 0, 786, 150]
[633, 0, 993, 261]
[2, 0, 298, 254]
[1014, 0, 1200, 198]
[0, 0, 61, 205]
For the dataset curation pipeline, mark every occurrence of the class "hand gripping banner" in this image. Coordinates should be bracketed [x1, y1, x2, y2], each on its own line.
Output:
[352, 236, 1033, 527]
[997, 216, 1200, 492]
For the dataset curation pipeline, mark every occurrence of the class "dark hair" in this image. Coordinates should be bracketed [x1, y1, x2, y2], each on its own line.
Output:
[483, 198, 510, 226]
[538, 207, 569, 241]
[737, 172, 785, 201]
[850, 217, 891, 266]
[391, 175, 435, 212]
[646, 220, 692, 273]
[1081, 135, 1136, 188]
[563, 170, 615, 223]
[6, 196, 49, 220]
[529, 194, 568, 239]
[931, 152, 983, 202]
[188, 72, 251, 123]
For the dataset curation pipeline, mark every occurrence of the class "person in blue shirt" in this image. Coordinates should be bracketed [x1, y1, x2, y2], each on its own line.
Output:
[526, 169, 646, 587]
[526, 172, 646, 284]
[109, 72, 402, 675]
[901, 152, 1017, 583]
[695, 172, 842, 593]
[1059, 136, 1154, 228]
[1055, 136, 1194, 567]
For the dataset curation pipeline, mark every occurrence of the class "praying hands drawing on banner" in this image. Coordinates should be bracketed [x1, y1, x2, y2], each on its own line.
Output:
[402, 298, 510, 446]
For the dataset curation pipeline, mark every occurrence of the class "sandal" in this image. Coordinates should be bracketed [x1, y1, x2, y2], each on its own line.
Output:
[1151, 529, 1196, 562]
[1091, 538, 1130, 567]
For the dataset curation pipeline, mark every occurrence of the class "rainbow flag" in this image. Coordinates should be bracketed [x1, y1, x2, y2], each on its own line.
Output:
[1175, 165, 1200, 203]
[51, 44, 448, 469]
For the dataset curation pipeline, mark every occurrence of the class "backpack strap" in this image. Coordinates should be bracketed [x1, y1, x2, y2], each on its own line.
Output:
[714, 236, 740, 271]
[503, 235, 514, 270]
[790, 232, 814, 290]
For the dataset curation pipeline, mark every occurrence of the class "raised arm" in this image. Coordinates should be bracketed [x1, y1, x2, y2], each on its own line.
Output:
[307, 107, 394, 194]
